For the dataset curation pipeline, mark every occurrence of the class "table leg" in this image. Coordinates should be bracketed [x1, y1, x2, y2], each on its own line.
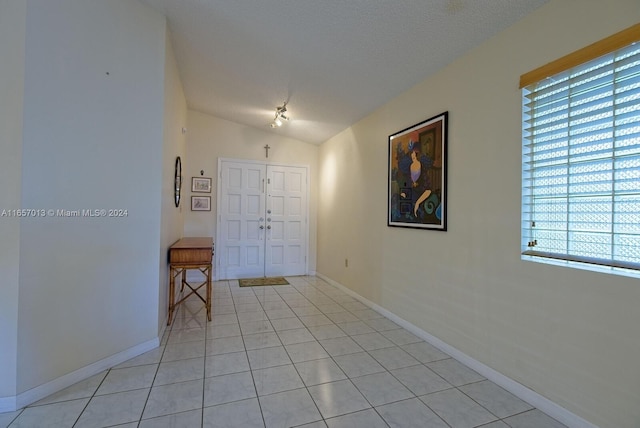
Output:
[167, 266, 176, 325]
[206, 264, 212, 321]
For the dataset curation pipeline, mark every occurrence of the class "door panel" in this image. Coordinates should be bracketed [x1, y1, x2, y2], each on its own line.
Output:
[217, 160, 307, 279]
[218, 161, 266, 279]
[265, 165, 307, 277]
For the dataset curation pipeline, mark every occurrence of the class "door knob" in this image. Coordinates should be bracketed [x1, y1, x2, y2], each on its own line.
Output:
[259, 225, 265, 230]
[267, 225, 271, 230]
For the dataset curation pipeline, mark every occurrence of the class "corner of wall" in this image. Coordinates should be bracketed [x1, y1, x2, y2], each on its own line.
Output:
[158, 24, 188, 333]
[0, 0, 26, 403]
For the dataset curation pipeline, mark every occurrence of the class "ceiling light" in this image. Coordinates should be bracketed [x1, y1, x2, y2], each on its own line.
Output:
[270, 102, 290, 128]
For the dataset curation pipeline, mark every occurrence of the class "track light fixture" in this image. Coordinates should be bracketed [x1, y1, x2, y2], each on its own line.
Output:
[270, 102, 290, 128]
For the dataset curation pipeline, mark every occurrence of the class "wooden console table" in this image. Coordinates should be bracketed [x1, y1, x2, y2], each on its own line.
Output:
[167, 237, 213, 325]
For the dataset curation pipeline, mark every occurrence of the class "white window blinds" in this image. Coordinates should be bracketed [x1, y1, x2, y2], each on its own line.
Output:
[522, 41, 640, 271]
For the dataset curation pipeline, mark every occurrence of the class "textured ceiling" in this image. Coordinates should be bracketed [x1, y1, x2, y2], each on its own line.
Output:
[140, 0, 548, 144]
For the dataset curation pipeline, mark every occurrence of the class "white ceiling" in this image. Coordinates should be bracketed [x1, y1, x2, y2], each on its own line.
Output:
[140, 0, 548, 144]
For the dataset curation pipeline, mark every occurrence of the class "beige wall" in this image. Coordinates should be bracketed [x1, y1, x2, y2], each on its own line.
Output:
[184, 110, 319, 275]
[317, 1, 640, 427]
[159, 29, 187, 331]
[16, 0, 166, 394]
[0, 0, 26, 403]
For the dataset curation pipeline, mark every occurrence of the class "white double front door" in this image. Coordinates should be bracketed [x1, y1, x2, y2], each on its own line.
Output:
[216, 159, 308, 279]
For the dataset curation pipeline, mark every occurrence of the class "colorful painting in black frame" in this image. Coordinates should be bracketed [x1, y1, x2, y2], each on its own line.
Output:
[388, 112, 448, 230]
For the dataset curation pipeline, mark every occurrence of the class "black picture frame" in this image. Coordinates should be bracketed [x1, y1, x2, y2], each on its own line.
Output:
[174, 157, 182, 208]
[191, 196, 211, 211]
[388, 111, 448, 230]
[191, 177, 212, 193]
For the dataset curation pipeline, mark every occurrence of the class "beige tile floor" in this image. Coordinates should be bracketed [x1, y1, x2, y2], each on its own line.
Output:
[1, 276, 568, 428]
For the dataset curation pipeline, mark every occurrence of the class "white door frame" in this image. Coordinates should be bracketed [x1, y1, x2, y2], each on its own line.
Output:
[215, 158, 310, 280]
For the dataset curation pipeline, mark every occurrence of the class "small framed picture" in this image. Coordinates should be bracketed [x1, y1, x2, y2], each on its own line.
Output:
[192, 177, 212, 193]
[191, 196, 211, 211]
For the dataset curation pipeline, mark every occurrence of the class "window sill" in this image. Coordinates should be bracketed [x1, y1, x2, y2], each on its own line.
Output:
[521, 254, 640, 279]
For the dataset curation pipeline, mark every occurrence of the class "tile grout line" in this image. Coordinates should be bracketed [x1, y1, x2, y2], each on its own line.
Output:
[202, 296, 213, 428]
[216, 277, 441, 426]
[22, 276, 561, 428]
[292, 277, 476, 427]
[296, 278, 416, 426]
[297, 279, 393, 428]
[71, 361, 113, 427]
[237, 280, 270, 428]
[270, 282, 327, 426]
[136, 305, 174, 427]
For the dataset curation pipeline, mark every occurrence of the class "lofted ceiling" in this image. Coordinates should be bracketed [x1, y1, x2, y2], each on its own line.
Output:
[140, 0, 548, 144]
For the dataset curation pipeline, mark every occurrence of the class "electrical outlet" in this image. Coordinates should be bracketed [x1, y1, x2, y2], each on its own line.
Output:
[345, 258, 348, 267]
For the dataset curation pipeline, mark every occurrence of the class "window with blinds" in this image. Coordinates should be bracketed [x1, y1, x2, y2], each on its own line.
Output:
[521, 27, 640, 272]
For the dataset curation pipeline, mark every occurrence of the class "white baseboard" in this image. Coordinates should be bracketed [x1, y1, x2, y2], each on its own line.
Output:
[0, 337, 159, 413]
[315, 273, 599, 428]
[159, 313, 169, 343]
[0, 396, 16, 414]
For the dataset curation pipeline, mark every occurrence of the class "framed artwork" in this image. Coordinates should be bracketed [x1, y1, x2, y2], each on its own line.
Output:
[191, 196, 211, 211]
[192, 177, 212, 193]
[388, 111, 448, 230]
